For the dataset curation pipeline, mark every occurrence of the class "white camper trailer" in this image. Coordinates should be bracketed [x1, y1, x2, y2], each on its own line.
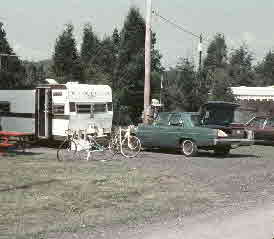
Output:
[0, 81, 113, 139]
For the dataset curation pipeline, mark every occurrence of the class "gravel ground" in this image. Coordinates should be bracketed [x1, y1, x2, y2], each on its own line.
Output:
[96, 145, 274, 239]
[14, 145, 274, 238]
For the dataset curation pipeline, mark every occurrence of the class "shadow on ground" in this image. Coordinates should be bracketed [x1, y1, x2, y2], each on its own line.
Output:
[0, 179, 60, 192]
[141, 148, 260, 159]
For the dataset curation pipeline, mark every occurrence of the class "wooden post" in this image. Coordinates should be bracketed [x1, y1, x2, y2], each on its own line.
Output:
[144, 0, 152, 124]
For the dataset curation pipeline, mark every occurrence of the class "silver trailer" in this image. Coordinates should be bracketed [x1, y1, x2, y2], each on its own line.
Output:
[0, 81, 113, 139]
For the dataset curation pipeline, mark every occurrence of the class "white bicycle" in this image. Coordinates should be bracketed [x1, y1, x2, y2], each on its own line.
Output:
[109, 126, 141, 158]
[57, 130, 113, 161]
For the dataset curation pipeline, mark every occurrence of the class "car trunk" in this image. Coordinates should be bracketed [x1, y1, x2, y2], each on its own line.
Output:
[200, 101, 248, 139]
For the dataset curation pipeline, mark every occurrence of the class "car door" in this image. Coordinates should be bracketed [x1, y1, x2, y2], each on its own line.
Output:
[156, 113, 184, 148]
[136, 113, 171, 147]
[246, 117, 267, 142]
[136, 124, 156, 147]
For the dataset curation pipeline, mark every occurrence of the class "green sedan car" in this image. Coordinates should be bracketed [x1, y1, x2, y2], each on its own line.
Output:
[136, 112, 254, 156]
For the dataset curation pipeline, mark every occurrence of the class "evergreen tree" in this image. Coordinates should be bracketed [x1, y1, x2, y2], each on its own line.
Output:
[204, 33, 228, 70]
[0, 22, 12, 54]
[228, 44, 255, 86]
[255, 51, 274, 86]
[0, 22, 26, 89]
[80, 23, 99, 65]
[112, 28, 120, 58]
[202, 33, 233, 101]
[52, 23, 81, 83]
[114, 7, 163, 124]
[209, 68, 235, 102]
[112, 28, 120, 90]
[163, 58, 199, 111]
[96, 37, 116, 77]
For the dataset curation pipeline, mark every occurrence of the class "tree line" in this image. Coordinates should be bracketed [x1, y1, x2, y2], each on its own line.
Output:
[1, 8, 274, 123]
[163, 33, 274, 112]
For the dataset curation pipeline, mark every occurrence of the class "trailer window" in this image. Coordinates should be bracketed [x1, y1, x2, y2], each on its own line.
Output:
[53, 104, 65, 114]
[93, 104, 107, 113]
[107, 102, 113, 111]
[77, 104, 91, 113]
[0, 102, 10, 113]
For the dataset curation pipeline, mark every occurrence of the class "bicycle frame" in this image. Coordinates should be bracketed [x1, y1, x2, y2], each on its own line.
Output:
[109, 126, 140, 157]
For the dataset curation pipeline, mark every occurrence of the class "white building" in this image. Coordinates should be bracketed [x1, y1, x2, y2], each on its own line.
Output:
[231, 86, 274, 118]
[231, 86, 274, 101]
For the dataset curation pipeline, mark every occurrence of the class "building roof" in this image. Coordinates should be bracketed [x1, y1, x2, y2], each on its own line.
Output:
[231, 86, 274, 101]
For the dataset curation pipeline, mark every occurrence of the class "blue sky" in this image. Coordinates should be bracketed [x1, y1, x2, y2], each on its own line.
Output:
[1, 0, 274, 67]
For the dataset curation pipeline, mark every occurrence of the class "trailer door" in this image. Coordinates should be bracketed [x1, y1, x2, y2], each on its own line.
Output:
[36, 88, 52, 138]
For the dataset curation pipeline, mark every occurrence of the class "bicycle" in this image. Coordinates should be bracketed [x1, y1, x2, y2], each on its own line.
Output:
[109, 126, 141, 158]
[76, 134, 114, 161]
[57, 129, 78, 161]
[57, 129, 113, 161]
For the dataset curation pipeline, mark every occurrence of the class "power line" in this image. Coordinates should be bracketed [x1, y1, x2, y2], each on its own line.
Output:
[152, 10, 236, 48]
[152, 10, 200, 39]
[152, 10, 246, 58]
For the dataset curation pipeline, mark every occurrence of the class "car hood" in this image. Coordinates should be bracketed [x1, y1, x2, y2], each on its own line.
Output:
[202, 123, 245, 130]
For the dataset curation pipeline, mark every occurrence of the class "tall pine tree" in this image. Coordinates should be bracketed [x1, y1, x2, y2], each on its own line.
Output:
[0, 22, 25, 89]
[80, 23, 99, 65]
[203, 33, 234, 102]
[52, 23, 81, 83]
[255, 51, 274, 86]
[228, 44, 255, 86]
[163, 58, 199, 111]
[114, 7, 162, 124]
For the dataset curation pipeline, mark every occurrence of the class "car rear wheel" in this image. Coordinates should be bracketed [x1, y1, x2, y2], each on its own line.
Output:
[181, 139, 198, 157]
[214, 146, 230, 156]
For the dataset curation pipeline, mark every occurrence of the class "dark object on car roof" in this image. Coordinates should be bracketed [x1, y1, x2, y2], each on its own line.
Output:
[202, 101, 240, 109]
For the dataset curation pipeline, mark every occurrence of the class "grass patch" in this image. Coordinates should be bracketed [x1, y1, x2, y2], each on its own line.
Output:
[0, 154, 214, 238]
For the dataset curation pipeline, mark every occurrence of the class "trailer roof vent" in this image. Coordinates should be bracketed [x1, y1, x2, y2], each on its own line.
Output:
[45, 78, 59, 84]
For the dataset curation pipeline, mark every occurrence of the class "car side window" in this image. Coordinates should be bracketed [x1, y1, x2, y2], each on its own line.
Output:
[169, 114, 183, 126]
[249, 118, 266, 128]
[154, 113, 171, 125]
[265, 118, 274, 128]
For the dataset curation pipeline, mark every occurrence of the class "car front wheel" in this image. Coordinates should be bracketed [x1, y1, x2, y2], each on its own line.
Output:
[181, 139, 198, 157]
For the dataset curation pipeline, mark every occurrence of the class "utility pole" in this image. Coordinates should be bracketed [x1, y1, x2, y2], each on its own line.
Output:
[160, 73, 163, 105]
[198, 34, 203, 72]
[144, 0, 152, 124]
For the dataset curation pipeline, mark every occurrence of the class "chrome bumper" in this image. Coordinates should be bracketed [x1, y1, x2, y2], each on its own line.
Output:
[214, 138, 254, 147]
[214, 130, 254, 147]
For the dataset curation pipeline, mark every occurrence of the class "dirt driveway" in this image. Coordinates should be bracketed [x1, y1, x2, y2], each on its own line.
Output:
[1, 145, 274, 238]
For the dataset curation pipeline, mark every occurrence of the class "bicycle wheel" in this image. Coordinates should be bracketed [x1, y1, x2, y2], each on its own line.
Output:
[76, 147, 90, 160]
[57, 139, 77, 161]
[121, 136, 141, 158]
[77, 138, 114, 161]
[90, 144, 114, 161]
[108, 135, 120, 155]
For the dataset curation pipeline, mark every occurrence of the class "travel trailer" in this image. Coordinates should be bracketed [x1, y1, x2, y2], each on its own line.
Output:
[0, 81, 113, 139]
